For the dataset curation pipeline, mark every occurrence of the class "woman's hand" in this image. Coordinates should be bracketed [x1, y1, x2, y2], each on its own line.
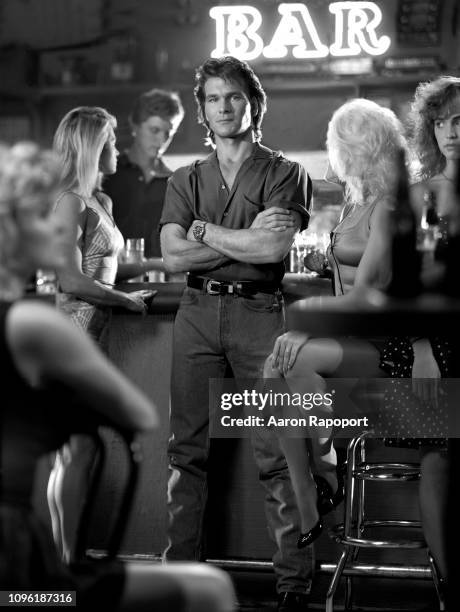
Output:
[250, 207, 297, 232]
[304, 249, 328, 275]
[123, 289, 157, 313]
[271, 331, 310, 375]
[411, 338, 441, 407]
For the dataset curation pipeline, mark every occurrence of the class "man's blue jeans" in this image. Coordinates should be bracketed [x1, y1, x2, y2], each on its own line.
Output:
[164, 287, 313, 594]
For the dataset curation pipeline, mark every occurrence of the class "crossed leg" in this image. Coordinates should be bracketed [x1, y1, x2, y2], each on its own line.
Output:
[264, 336, 385, 534]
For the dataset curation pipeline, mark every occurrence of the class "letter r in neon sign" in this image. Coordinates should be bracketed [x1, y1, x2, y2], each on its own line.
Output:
[209, 2, 391, 60]
[329, 2, 391, 56]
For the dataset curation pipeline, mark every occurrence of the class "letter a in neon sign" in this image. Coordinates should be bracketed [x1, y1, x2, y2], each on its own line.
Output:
[264, 3, 328, 59]
[209, 2, 391, 61]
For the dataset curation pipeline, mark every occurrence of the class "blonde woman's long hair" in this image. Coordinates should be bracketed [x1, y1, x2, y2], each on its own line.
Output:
[0, 142, 61, 296]
[53, 106, 116, 199]
[327, 98, 407, 205]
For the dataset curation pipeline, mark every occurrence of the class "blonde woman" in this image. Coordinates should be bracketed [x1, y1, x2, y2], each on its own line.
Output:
[0, 142, 235, 612]
[49, 107, 155, 563]
[53, 106, 155, 344]
[265, 99, 405, 547]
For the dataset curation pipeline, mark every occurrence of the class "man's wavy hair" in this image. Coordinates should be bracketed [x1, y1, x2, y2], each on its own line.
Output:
[194, 56, 267, 146]
[327, 98, 407, 205]
[53, 106, 117, 199]
[408, 76, 460, 181]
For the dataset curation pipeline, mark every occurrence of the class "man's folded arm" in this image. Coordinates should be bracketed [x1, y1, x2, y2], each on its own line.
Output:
[160, 223, 230, 273]
[199, 212, 302, 264]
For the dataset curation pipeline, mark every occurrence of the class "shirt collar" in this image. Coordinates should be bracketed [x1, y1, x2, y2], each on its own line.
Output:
[119, 151, 172, 178]
[205, 142, 274, 167]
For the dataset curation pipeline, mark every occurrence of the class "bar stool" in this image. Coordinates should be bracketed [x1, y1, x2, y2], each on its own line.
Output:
[326, 432, 445, 612]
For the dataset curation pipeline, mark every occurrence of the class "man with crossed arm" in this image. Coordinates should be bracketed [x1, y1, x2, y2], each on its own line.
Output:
[160, 56, 313, 611]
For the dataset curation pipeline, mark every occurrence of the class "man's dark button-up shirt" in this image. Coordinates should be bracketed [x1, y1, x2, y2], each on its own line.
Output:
[159, 143, 312, 283]
[104, 152, 171, 257]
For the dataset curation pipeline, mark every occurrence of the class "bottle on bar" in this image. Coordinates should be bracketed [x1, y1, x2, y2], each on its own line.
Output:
[442, 160, 460, 297]
[419, 191, 440, 257]
[387, 148, 421, 298]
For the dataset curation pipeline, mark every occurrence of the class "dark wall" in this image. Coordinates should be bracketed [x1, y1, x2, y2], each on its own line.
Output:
[1, 0, 460, 152]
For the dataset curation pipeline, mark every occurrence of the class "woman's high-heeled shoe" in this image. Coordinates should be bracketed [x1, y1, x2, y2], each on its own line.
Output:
[297, 519, 323, 548]
[314, 475, 334, 515]
[332, 462, 346, 507]
[314, 463, 346, 515]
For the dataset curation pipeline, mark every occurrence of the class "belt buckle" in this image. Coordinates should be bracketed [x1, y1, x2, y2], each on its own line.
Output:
[206, 279, 221, 295]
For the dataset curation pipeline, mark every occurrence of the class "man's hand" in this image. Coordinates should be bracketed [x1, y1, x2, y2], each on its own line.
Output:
[187, 221, 200, 242]
[250, 207, 297, 232]
[304, 249, 329, 275]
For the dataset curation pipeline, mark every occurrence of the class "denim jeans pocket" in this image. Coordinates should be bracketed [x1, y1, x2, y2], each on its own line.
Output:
[240, 292, 278, 313]
[180, 287, 199, 306]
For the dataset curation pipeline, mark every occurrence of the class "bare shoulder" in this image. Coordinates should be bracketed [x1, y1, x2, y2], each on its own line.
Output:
[55, 191, 86, 214]
[369, 196, 392, 224]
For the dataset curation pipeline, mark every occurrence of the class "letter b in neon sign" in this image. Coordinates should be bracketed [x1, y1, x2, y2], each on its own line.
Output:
[210, 2, 391, 60]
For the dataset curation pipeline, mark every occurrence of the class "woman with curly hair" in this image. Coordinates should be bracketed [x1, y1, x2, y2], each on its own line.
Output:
[382, 76, 460, 587]
[410, 75, 460, 183]
[264, 98, 405, 548]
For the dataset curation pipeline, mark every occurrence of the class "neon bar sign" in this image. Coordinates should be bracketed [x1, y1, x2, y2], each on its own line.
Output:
[210, 2, 391, 60]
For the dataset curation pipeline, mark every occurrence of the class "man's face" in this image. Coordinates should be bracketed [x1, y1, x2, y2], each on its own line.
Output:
[203, 77, 253, 141]
[99, 126, 118, 175]
[133, 115, 179, 160]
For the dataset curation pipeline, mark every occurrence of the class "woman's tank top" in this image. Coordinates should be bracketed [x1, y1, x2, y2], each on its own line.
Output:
[327, 199, 379, 296]
[56, 191, 124, 344]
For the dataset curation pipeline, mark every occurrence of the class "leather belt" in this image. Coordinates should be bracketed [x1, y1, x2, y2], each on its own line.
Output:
[187, 275, 280, 296]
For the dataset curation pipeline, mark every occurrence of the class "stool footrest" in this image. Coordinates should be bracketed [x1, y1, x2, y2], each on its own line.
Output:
[330, 521, 426, 549]
[322, 561, 433, 579]
[354, 462, 421, 481]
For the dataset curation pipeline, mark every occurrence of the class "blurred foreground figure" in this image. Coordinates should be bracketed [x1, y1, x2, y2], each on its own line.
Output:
[0, 142, 236, 612]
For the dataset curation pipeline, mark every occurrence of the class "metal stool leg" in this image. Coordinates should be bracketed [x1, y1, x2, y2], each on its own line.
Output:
[326, 548, 352, 612]
[345, 439, 366, 610]
[356, 439, 366, 536]
[326, 436, 362, 612]
[428, 551, 446, 611]
[326, 433, 436, 611]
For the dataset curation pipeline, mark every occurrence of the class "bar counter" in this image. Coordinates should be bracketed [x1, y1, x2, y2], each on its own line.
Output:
[86, 276, 426, 572]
